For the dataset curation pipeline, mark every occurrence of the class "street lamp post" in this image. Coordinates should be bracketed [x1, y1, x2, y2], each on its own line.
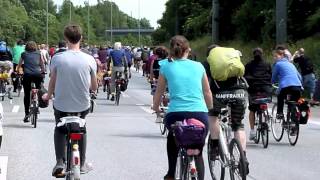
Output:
[110, 0, 113, 44]
[212, 0, 219, 43]
[276, 0, 287, 44]
[138, 0, 141, 47]
[87, 0, 90, 44]
[69, 1, 72, 22]
[46, 0, 49, 47]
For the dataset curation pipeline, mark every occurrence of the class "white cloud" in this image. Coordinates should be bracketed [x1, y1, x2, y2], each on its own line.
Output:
[53, 0, 167, 28]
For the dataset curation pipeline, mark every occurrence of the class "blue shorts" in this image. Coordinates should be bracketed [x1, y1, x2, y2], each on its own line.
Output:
[303, 73, 316, 94]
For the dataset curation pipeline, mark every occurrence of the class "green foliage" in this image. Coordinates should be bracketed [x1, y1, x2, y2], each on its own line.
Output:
[1, 0, 152, 46]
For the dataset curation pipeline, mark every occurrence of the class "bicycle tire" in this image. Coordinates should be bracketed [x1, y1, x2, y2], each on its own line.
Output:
[208, 138, 225, 180]
[175, 150, 187, 180]
[253, 112, 260, 144]
[115, 85, 120, 106]
[0, 136, 2, 149]
[159, 121, 166, 135]
[260, 113, 269, 148]
[287, 107, 300, 146]
[271, 103, 284, 142]
[33, 112, 37, 128]
[106, 84, 111, 100]
[66, 141, 72, 180]
[229, 138, 246, 180]
[90, 99, 94, 113]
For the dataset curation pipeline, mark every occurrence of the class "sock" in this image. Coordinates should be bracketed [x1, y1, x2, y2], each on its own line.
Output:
[210, 139, 219, 148]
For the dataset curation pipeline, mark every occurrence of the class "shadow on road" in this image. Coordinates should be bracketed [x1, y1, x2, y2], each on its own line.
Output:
[3, 123, 32, 129]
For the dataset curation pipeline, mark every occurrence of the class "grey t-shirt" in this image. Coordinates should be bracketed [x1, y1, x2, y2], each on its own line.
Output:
[51, 50, 97, 112]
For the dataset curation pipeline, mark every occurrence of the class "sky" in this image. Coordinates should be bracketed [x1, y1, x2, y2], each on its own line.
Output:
[53, 0, 168, 28]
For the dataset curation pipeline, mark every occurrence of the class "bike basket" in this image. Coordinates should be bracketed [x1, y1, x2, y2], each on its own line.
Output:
[298, 99, 310, 124]
[173, 119, 206, 148]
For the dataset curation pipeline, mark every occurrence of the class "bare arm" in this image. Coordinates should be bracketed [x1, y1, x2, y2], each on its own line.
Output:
[17, 57, 24, 71]
[149, 59, 155, 80]
[202, 73, 213, 109]
[47, 68, 56, 98]
[153, 74, 166, 112]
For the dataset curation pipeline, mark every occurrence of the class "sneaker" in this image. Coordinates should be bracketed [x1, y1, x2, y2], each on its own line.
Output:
[155, 117, 162, 123]
[23, 115, 30, 123]
[249, 130, 256, 141]
[163, 174, 174, 180]
[80, 162, 93, 174]
[110, 95, 115, 101]
[276, 113, 284, 120]
[52, 161, 66, 177]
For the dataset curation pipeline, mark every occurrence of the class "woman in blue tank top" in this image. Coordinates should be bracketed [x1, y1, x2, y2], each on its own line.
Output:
[153, 35, 213, 180]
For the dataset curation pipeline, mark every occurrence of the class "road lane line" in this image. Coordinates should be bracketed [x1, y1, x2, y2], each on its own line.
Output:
[139, 106, 154, 114]
[12, 105, 20, 113]
[122, 92, 130, 98]
[136, 103, 145, 106]
[0, 156, 8, 180]
[309, 121, 320, 126]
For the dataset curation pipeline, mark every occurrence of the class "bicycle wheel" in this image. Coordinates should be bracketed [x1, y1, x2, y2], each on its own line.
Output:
[253, 113, 260, 144]
[90, 99, 94, 113]
[287, 107, 300, 146]
[159, 120, 166, 135]
[229, 138, 246, 180]
[106, 83, 111, 100]
[175, 150, 187, 180]
[115, 85, 120, 106]
[260, 113, 269, 148]
[271, 103, 284, 142]
[208, 138, 225, 180]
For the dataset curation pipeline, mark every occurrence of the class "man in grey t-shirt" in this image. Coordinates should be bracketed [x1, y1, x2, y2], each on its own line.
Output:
[43, 24, 97, 177]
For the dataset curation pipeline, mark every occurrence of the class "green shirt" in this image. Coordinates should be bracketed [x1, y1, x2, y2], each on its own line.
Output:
[12, 45, 25, 64]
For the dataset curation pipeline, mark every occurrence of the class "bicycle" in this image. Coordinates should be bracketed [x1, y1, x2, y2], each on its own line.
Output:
[0, 102, 3, 149]
[172, 120, 206, 180]
[29, 82, 39, 128]
[208, 107, 247, 180]
[103, 72, 111, 100]
[15, 73, 23, 97]
[271, 95, 302, 146]
[252, 97, 272, 148]
[56, 115, 86, 180]
[114, 71, 128, 106]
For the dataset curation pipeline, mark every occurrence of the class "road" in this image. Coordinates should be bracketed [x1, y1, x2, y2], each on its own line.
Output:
[0, 70, 320, 180]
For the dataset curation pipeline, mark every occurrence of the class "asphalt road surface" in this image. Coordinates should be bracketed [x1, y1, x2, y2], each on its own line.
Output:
[0, 70, 320, 180]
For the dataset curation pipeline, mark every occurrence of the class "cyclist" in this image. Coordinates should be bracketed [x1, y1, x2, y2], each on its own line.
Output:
[203, 44, 249, 173]
[150, 46, 168, 95]
[42, 24, 97, 176]
[244, 48, 272, 140]
[17, 41, 45, 122]
[153, 35, 212, 180]
[272, 46, 303, 121]
[107, 42, 128, 101]
[124, 46, 133, 78]
[292, 48, 319, 105]
[12, 40, 25, 92]
[40, 44, 50, 68]
[98, 45, 108, 71]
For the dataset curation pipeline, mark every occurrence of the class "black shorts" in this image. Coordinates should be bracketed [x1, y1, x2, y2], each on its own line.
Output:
[208, 89, 247, 131]
[248, 92, 272, 112]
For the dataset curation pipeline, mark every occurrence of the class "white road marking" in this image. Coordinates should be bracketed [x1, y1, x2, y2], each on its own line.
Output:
[136, 103, 145, 106]
[12, 105, 19, 113]
[309, 121, 320, 126]
[21, 88, 24, 93]
[122, 92, 130, 98]
[140, 106, 154, 114]
[0, 156, 8, 180]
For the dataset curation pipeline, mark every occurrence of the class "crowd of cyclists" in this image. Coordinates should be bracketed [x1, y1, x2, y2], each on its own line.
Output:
[0, 23, 319, 180]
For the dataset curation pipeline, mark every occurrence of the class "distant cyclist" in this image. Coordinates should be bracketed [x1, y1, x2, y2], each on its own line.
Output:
[107, 42, 128, 101]
[150, 46, 168, 96]
[17, 41, 45, 122]
[153, 35, 212, 180]
[204, 44, 249, 174]
[292, 48, 319, 105]
[272, 46, 303, 120]
[42, 24, 97, 177]
[12, 40, 25, 92]
[244, 48, 272, 140]
[124, 46, 133, 78]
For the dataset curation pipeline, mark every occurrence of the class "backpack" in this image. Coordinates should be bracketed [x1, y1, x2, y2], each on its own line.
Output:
[207, 47, 245, 81]
[141, 50, 149, 62]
